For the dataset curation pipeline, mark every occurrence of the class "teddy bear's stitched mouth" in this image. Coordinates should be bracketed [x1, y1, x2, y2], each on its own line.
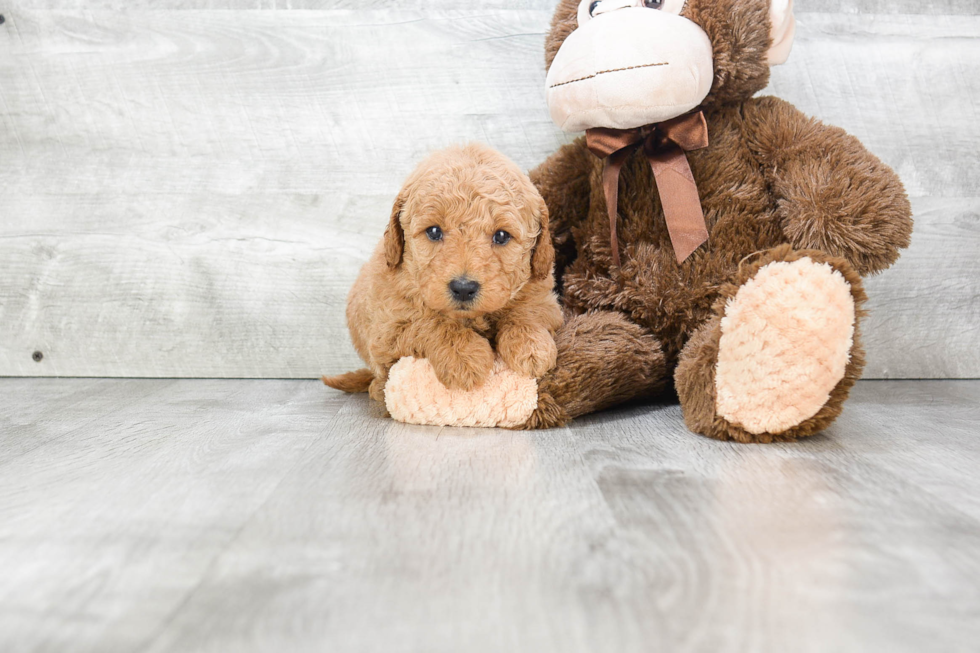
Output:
[549, 61, 669, 89]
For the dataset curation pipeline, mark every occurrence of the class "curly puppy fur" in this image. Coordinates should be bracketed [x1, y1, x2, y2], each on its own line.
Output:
[525, 0, 912, 438]
[323, 143, 563, 405]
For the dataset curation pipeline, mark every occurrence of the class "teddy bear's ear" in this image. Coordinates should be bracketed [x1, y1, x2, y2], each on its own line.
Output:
[768, 0, 796, 65]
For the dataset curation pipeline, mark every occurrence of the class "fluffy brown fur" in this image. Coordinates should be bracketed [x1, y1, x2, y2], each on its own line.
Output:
[524, 0, 912, 439]
[323, 143, 564, 406]
[523, 310, 668, 429]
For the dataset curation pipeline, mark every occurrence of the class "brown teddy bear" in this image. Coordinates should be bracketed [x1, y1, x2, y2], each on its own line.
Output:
[522, 0, 913, 441]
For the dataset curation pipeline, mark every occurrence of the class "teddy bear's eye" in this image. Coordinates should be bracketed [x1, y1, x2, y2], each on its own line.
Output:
[492, 230, 512, 245]
[643, 0, 663, 8]
[425, 226, 443, 241]
[588, 0, 601, 16]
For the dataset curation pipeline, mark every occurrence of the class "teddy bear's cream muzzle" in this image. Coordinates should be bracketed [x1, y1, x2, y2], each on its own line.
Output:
[545, 8, 714, 132]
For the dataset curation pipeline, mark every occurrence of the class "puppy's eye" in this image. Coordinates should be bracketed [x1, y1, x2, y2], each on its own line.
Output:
[492, 230, 512, 245]
[643, 0, 663, 8]
[425, 226, 443, 241]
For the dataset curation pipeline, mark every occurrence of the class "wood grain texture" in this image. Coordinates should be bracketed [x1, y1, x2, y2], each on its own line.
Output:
[12, 1, 980, 14]
[0, 9, 977, 378]
[0, 379, 346, 653]
[0, 378, 978, 652]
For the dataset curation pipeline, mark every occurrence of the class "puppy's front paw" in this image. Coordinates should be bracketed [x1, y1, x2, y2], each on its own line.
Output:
[431, 335, 495, 391]
[498, 326, 558, 379]
[368, 377, 387, 404]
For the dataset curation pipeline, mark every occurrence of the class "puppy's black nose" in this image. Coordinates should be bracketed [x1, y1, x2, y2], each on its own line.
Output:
[449, 277, 480, 303]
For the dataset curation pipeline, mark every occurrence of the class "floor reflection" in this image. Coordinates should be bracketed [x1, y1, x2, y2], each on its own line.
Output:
[381, 421, 539, 493]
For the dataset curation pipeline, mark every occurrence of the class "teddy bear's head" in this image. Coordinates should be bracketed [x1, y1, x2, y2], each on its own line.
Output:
[544, 0, 795, 132]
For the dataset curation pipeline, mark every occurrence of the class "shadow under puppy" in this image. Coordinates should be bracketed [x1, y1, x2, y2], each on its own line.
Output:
[323, 143, 563, 410]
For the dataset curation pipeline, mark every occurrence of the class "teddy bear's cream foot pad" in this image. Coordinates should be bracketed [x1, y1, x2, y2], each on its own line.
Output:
[384, 356, 538, 428]
[715, 257, 856, 436]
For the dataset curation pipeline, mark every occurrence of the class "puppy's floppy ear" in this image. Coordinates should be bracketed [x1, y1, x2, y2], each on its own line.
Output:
[384, 188, 407, 269]
[530, 197, 555, 282]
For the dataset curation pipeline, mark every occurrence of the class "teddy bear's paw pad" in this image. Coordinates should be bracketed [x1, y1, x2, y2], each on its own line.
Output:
[384, 356, 538, 428]
[715, 258, 856, 436]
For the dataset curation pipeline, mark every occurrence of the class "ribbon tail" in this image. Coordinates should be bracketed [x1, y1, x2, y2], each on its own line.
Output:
[601, 149, 630, 270]
[647, 145, 709, 264]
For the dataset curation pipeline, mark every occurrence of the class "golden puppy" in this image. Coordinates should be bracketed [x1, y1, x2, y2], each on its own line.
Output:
[323, 143, 563, 405]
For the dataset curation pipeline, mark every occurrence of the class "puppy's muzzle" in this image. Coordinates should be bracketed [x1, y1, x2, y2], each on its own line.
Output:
[449, 277, 480, 304]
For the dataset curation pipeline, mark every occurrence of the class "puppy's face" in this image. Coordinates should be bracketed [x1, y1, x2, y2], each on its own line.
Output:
[384, 144, 553, 318]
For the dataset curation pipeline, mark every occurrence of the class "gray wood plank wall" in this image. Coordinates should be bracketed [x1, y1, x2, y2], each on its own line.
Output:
[1, 4, 977, 378]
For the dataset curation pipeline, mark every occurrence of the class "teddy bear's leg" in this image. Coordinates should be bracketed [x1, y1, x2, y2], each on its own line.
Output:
[521, 311, 669, 429]
[675, 246, 868, 443]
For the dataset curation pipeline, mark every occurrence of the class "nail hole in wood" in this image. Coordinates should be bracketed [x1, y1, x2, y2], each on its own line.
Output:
[32, 351, 43, 362]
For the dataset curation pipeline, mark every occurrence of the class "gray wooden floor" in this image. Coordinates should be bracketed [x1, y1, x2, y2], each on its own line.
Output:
[1, 379, 978, 652]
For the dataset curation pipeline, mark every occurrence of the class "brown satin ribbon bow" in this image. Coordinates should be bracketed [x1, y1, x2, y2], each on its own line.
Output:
[586, 111, 710, 268]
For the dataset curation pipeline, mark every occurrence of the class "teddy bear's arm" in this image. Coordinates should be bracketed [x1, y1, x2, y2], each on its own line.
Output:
[742, 96, 913, 275]
[529, 140, 595, 284]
